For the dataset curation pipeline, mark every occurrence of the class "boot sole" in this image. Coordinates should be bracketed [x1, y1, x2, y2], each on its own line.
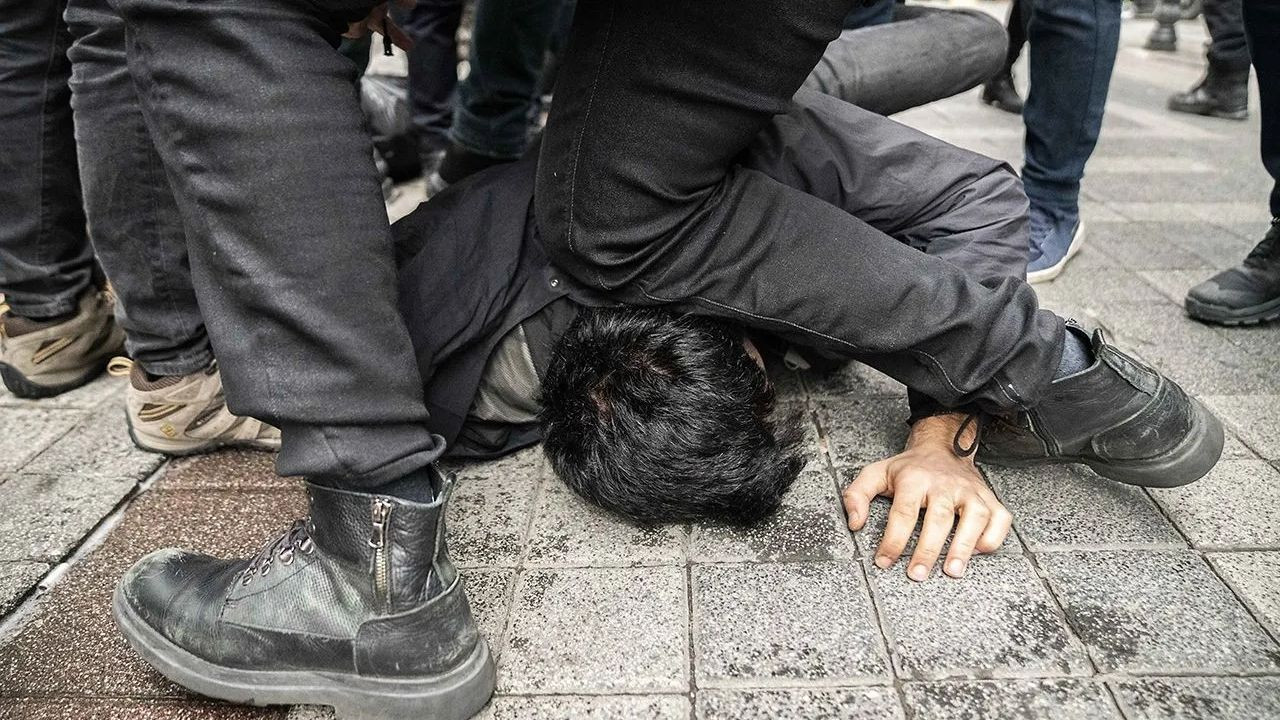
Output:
[123, 408, 280, 457]
[1185, 293, 1280, 326]
[0, 360, 107, 400]
[981, 397, 1224, 488]
[112, 585, 496, 720]
[1166, 101, 1249, 121]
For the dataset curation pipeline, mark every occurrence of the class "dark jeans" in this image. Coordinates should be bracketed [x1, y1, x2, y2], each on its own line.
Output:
[1206, 0, 1249, 73]
[1021, 0, 1122, 213]
[401, 0, 462, 152]
[1244, 0, 1280, 216]
[110, 0, 442, 487]
[536, 0, 1065, 414]
[806, 5, 1007, 117]
[1002, 0, 1027, 74]
[0, 0, 92, 320]
[0, 0, 210, 373]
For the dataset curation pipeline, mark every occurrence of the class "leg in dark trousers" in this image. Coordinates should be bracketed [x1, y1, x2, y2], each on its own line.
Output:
[1246, 0, 1280, 215]
[536, 0, 1066, 414]
[1170, 0, 1251, 119]
[401, 0, 464, 163]
[981, 0, 1027, 114]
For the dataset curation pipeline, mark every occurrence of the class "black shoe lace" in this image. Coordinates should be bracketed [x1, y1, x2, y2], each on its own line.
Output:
[952, 412, 991, 457]
[241, 519, 315, 586]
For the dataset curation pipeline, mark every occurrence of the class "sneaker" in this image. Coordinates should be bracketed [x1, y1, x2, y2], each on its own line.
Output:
[980, 71, 1024, 115]
[1026, 205, 1086, 284]
[108, 357, 281, 455]
[113, 472, 495, 719]
[977, 322, 1224, 488]
[1168, 65, 1249, 121]
[1185, 219, 1280, 325]
[0, 289, 124, 399]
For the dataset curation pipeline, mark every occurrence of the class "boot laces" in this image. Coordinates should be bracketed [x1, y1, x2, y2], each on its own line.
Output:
[952, 412, 990, 457]
[241, 519, 315, 585]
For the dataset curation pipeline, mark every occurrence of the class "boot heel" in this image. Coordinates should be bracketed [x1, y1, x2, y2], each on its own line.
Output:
[332, 641, 496, 720]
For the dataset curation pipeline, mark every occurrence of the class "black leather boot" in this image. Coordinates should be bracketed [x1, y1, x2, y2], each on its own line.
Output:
[977, 323, 1224, 488]
[980, 71, 1024, 115]
[112, 471, 494, 720]
[1185, 219, 1280, 325]
[1167, 65, 1250, 120]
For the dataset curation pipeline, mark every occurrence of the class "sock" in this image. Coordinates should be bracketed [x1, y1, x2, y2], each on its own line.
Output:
[1055, 325, 1093, 378]
[373, 466, 437, 503]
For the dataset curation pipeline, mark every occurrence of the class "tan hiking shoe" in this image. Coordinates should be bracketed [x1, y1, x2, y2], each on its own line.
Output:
[0, 290, 125, 399]
[107, 357, 281, 456]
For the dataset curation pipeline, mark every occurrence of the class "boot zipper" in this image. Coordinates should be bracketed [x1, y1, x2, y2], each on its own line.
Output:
[370, 499, 393, 611]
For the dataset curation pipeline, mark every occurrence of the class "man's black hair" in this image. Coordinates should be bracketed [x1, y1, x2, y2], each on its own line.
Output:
[539, 307, 806, 525]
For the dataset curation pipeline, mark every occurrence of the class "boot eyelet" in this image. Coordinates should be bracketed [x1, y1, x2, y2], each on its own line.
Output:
[241, 574, 253, 586]
[299, 537, 315, 555]
[279, 549, 294, 565]
[260, 563, 271, 577]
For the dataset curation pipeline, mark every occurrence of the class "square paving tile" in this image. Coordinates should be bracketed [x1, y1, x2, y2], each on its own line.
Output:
[1092, 223, 1216, 271]
[985, 465, 1183, 550]
[0, 560, 47, 616]
[1111, 677, 1280, 720]
[696, 687, 903, 720]
[1207, 551, 1280, 639]
[871, 554, 1091, 679]
[0, 373, 125, 410]
[0, 407, 85, 474]
[692, 562, 889, 686]
[1202, 395, 1280, 460]
[0, 698, 283, 719]
[901, 679, 1121, 720]
[446, 469, 539, 568]
[498, 567, 687, 694]
[1149, 459, 1280, 549]
[815, 399, 909, 467]
[1033, 268, 1167, 309]
[479, 695, 691, 720]
[1038, 549, 1280, 673]
[690, 469, 855, 563]
[21, 403, 164, 483]
[524, 480, 686, 568]
[0, 489, 307, 698]
[462, 569, 517, 658]
[0, 473, 137, 563]
[159, 450, 295, 491]
[803, 362, 906, 400]
[1136, 269, 1223, 306]
[440, 447, 546, 482]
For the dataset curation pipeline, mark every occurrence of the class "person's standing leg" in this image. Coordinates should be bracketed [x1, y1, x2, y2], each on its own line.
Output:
[1169, 0, 1250, 120]
[102, 0, 493, 715]
[981, 0, 1027, 114]
[401, 0, 464, 174]
[1185, 0, 1280, 325]
[432, 0, 562, 187]
[1020, 0, 1122, 283]
[0, 0, 123, 398]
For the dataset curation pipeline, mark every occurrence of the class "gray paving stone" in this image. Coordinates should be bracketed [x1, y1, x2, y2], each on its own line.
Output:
[1034, 268, 1166, 310]
[0, 560, 48, 616]
[1202, 395, 1280, 460]
[441, 446, 546, 480]
[816, 398, 909, 467]
[872, 553, 1090, 679]
[446, 467, 539, 568]
[462, 569, 516, 658]
[803, 362, 906, 400]
[692, 561, 889, 686]
[525, 480, 686, 568]
[0, 473, 136, 562]
[1216, 322, 1280, 366]
[1038, 549, 1280, 673]
[1111, 677, 1280, 720]
[1092, 226, 1212, 271]
[0, 407, 85, 474]
[499, 567, 687, 694]
[690, 469, 856, 563]
[1137, 269, 1220, 306]
[696, 687, 903, 720]
[1149, 459, 1280, 549]
[480, 695, 691, 720]
[1102, 303, 1273, 396]
[902, 679, 1121, 720]
[0, 372, 125, 410]
[985, 465, 1183, 550]
[1208, 551, 1280, 640]
[21, 404, 164, 483]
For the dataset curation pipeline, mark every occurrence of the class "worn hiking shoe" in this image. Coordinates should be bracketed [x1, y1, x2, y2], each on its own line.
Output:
[107, 357, 280, 455]
[980, 71, 1024, 115]
[1168, 65, 1249, 120]
[977, 322, 1224, 488]
[113, 472, 495, 719]
[0, 290, 125, 399]
[1185, 219, 1280, 326]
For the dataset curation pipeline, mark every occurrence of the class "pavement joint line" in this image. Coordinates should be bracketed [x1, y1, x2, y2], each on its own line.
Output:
[852, 549, 910, 712]
[1203, 553, 1280, 651]
[1019, 535, 1102, 677]
[683, 561, 698, 701]
[0, 458, 170, 644]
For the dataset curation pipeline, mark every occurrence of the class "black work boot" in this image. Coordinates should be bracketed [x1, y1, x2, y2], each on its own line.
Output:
[1185, 219, 1280, 326]
[978, 323, 1224, 488]
[980, 71, 1024, 115]
[112, 471, 494, 720]
[1167, 65, 1250, 120]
